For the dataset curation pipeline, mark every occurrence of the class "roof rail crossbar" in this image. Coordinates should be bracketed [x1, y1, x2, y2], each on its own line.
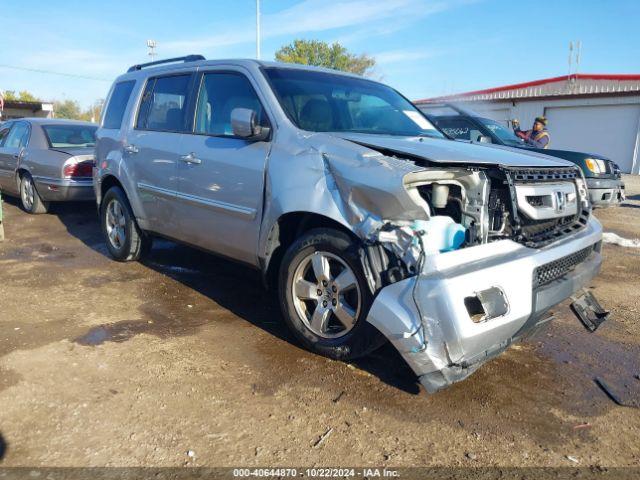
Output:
[127, 55, 205, 72]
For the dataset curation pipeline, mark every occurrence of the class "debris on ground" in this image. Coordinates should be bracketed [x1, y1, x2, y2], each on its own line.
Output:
[566, 455, 579, 464]
[313, 428, 333, 448]
[465, 452, 477, 460]
[573, 423, 591, 430]
[332, 391, 345, 403]
[595, 377, 640, 408]
[603, 232, 640, 248]
[570, 290, 609, 332]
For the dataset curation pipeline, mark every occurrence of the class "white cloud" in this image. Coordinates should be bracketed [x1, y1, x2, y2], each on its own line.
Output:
[375, 48, 444, 64]
[162, 0, 475, 55]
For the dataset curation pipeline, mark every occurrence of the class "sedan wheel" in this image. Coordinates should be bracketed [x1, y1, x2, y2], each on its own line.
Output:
[19, 173, 48, 214]
[21, 176, 35, 211]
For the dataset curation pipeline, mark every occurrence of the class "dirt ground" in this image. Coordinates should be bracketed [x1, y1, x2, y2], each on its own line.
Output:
[0, 176, 639, 470]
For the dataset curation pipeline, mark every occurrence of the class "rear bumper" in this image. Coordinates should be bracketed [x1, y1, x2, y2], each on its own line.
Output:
[366, 217, 603, 393]
[34, 176, 95, 202]
[587, 177, 625, 207]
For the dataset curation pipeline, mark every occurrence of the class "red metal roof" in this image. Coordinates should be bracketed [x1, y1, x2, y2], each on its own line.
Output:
[415, 73, 640, 104]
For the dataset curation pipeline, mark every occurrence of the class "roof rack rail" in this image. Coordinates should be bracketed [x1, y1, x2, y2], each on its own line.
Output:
[127, 55, 205, 73]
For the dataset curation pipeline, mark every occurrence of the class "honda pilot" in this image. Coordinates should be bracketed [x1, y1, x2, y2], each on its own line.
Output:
[95, 56, 605, 392]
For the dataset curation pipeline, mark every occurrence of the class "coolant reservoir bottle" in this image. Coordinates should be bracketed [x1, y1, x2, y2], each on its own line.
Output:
[413, 216, 466, 254]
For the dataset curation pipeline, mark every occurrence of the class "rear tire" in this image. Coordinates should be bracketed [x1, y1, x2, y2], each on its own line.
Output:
[278, 228, 386, 360]
[20, 173, 48, 214]
[100, 186, 151, 262]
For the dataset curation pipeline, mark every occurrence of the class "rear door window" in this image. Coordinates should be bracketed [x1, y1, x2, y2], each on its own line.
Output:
[103, 80, 135, 129]
[4, 122, 30, 148]
[0, 123, 12, 146]
[136, 74, 192, 132]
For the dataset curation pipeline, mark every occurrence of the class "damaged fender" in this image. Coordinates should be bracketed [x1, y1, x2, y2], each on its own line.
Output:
[257, 130, 431, 277]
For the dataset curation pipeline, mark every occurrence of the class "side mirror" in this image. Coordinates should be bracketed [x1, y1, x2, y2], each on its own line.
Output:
[231, 108, 270, 141]
[477, 135, 492, 144]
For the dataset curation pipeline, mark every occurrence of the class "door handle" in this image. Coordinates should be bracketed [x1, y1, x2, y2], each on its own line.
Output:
[123, 144, 139, 154]
[180, 152, 202, 165]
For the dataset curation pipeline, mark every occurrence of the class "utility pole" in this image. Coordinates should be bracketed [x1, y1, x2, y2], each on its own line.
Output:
[256, 0, 261, 60]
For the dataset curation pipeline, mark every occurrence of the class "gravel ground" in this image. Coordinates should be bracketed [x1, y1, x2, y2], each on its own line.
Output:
[0, 175, 638, 469]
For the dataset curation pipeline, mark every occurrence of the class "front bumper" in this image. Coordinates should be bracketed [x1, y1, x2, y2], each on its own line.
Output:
[366, 217, 603, 393]
[587, 177, 625, 207]
[34, 177, 95, 202]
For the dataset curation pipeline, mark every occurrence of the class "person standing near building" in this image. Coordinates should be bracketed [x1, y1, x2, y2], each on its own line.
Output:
[512, 116, 550, 149]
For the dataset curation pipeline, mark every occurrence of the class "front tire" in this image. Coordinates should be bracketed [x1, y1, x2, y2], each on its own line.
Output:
[20, 173, 48, 214]
[279, 228, 386, 360]
[100, 186, 151, 262]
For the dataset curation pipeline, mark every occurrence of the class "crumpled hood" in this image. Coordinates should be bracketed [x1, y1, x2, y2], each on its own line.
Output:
[332, 132, 574, 168]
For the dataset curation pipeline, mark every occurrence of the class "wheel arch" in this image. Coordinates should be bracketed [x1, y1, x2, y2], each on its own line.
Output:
[261, 211, 360, 291]
[100, 174, 125, 202]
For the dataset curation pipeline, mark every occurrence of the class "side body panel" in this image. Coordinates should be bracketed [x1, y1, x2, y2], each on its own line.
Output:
[175, 67, 273, 264]
[0, 121, 29, 195]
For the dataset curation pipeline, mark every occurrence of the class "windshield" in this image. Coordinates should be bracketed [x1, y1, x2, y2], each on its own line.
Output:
[264, 67, 443, 138]
[476, 117, 525, 147]
[43, 125, 97, 148]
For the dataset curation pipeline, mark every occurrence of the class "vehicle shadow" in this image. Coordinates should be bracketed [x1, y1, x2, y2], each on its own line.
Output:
[0, 431, 6, 461]
[50, 202, 422, 394]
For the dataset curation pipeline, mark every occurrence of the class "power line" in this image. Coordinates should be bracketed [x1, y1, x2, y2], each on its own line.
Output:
[0, 64, 111, 82]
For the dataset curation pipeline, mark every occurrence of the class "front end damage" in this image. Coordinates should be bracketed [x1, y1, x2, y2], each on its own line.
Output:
[261, 132, 604, 392]
[304, 139, 604, 392]
[355, 160, 603, 392]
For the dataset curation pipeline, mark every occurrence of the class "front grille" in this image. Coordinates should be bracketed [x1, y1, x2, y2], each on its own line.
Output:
[510, 168, 578, 183]
[533, 245, 596, 288]
[520, 210, 589, 247]
[504, 167, 589, 248]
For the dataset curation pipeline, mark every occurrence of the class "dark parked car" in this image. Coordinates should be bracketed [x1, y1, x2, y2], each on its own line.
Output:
[0, 118, 97, 213]
[421, 103, 625, 208]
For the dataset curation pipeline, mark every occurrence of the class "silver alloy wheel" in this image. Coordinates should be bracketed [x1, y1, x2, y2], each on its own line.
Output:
[21, 176, 35, 211]
[105, 199, 126, 250]
[291, 250, 361, 339]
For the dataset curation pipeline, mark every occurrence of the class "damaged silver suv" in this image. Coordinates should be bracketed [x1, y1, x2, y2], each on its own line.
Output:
[95, 56, 604, 392]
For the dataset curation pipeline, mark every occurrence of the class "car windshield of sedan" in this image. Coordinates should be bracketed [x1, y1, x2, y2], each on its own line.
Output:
[43, 125, 97, 148]
[477, 117, 525, 147]
[264, 67, 444, 138]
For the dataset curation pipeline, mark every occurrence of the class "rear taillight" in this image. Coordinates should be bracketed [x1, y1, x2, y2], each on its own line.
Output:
[63, 160, 95, 178]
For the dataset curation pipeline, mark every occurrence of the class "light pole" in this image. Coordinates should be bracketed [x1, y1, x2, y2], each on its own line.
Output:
[147, 39, 158, 61]
[256, 0, 261, 60]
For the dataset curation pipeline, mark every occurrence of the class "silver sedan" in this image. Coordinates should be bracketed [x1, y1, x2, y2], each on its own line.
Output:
[0, 118, 97, 213]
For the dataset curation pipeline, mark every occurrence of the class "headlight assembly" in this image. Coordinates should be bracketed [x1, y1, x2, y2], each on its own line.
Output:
[585, 158, 607, 174]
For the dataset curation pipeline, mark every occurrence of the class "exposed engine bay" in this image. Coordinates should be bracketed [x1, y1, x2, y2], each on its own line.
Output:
[359, 159, 591, 291]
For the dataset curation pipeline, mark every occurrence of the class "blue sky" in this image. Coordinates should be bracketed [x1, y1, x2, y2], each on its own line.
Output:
[1, 0, 639, 107]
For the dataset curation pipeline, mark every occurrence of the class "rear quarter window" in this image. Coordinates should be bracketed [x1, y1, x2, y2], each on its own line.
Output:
[103, 80, 135, 129]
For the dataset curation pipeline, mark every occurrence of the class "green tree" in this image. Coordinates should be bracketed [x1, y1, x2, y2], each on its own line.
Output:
[2, 90, 40, 102]
[53, 99, 103, 122]
[275, 39, 375, 76]
[17, 90, 39, 102]
[54, 99, 83, 119]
